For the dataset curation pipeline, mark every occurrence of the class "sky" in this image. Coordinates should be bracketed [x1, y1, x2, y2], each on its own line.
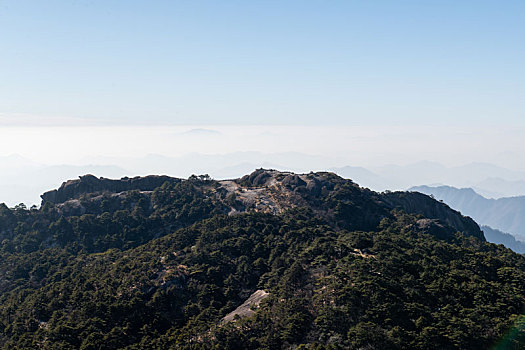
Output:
[1, 0, 524, 126]
[1, 0, 525, 206]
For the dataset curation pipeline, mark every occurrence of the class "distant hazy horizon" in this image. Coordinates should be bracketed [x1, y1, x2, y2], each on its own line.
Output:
[2, 126, 525, 207]
[1, 124, 524, 169]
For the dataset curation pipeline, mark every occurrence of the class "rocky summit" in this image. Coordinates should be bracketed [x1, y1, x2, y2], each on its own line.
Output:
[41, 169, 484, 241]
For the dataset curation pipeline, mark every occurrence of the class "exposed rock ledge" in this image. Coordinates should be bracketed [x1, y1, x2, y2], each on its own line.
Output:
[41, 174, 180, 204]
[222, 290, 269, 324]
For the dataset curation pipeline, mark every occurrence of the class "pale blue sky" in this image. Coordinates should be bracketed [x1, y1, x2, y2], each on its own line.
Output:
[1, 0, 524, 125]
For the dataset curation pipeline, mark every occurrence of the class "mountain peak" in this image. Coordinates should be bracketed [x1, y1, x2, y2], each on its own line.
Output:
[39, 169, 484, 241]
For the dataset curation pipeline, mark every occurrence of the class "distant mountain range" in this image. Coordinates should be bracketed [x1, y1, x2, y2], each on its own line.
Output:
[332, 161, 525, 198]
[3, 152, 525, 208]
[473, 177, 525, 198]
[481, 225, 525, 254]
[411, 185, 525, 243]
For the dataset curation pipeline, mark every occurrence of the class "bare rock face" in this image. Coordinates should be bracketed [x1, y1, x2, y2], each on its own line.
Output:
[416, 218, 456, 239]
[239, 169, 274, 187]
[282, 174, 306, 188]
[305, 178, 322, 196]
[222, 290, 269, 324]
[41, 175, 180, 204]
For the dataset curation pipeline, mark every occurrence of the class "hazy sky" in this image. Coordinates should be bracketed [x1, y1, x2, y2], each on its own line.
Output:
[1, 0, 524, 126]
[0, 125, 524, 170]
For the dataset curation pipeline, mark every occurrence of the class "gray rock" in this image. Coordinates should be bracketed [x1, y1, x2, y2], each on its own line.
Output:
[41, 175, 180, 204]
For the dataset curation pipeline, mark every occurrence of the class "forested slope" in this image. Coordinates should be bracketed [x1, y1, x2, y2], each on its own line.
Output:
[0, 170, 523, 349]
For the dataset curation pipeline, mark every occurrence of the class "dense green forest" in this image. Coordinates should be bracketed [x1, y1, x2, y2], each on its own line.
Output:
[0, 170, 523, 349]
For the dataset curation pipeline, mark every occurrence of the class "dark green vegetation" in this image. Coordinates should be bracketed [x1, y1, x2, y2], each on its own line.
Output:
[0, 170, 523, 349]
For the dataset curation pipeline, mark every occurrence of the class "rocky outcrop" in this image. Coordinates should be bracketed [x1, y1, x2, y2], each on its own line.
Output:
[416, 219, 456, 240]
[282, 174, 306, 188]
[383, 191, 485, 240]
[238, 169, 275, 187]
[222, 290, 269, 324]
[41, 174, 180, 204]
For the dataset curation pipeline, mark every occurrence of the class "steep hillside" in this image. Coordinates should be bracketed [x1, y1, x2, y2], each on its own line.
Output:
[411, 185, 525, 241]
[0, 170, 522, 349]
